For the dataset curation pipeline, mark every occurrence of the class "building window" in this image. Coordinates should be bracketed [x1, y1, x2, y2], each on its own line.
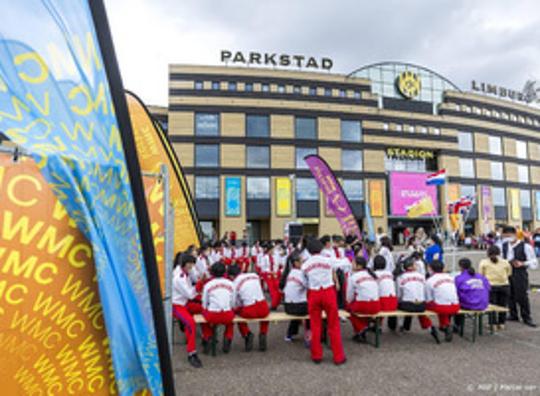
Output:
[295, 117, 317, 139]
[395, 124, 403, 132]
[353, 90, 361, 99]
[277, 84, 285, 93]
[246, 146, 269, 168]
[521, 190, 531, 208]
[296, 178, 319, 200]
[246, 114, 269, 137]
[195, 113, 220, 136]
[459, 158, 475, 178]
[458, 131, 473, 151]
[492, 187, 505, 206]
[383, 123, 389, 131]
[324, 87, 332, 96]
[195, 176, 219, 199]
[245, 82, 254, 92]
[293, 85, 301, 94]
[518, 165, 529, 183]
[516, 140, 527, 159]
[211, 81, 220, 90]
[194, 80, 203, 90]
[339, 89, 346, 97]
[461, 184, 476, 197]
[195, 144, 219, 167]
[246, 177, 270, 199]
[418, 126, 428, 134]
[341, 120, 362, 142]
[491, 161, 503, 180]
[408, 125, 415, 133]
[489, 136, 502, 155]
[228, 82, 237, 91]
[309, 86, 317, 96]
[296, 147, 317, 169]
[261, 83, 270, 92]
[432, 127, 441, 135]
[342, 149, 363, 171]
[384, 156, 429, 172]
[343, 179, 364, 201]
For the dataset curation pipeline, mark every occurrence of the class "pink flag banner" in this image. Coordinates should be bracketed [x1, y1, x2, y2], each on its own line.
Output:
[304, 154, 362, 239]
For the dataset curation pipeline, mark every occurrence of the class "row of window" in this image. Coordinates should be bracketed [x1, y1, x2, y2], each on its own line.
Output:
[458, 158, 530, 183]
[194, 113, 363, 142]
[195, 144, 363, 171]
[193, 80, 363, 100]
[195, 176, 364, 201]
[382, 122, 441, 135]
[457, 131, 529, 159]
[448, 102, 540, 128]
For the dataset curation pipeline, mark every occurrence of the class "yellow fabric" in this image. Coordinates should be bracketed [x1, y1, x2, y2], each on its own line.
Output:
[407, 196, 434, 218]
[479, 258, 512, 286]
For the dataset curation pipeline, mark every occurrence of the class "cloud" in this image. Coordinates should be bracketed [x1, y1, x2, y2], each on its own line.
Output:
[104, 0, 540, 105]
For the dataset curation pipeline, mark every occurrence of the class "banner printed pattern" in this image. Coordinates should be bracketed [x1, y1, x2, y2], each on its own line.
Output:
[0, 2, 160, 394]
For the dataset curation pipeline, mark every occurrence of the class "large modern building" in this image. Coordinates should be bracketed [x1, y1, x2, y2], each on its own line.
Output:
[166, 61, 540, 242]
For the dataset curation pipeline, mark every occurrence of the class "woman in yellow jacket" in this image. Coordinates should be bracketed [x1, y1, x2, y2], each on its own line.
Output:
[479, 245, 512, 329]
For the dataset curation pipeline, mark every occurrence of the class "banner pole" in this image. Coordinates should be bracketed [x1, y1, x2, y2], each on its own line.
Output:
[89, 1, 175, 395]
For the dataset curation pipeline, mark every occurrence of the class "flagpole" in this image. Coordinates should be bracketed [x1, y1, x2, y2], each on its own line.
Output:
[89, 1, 175, 395]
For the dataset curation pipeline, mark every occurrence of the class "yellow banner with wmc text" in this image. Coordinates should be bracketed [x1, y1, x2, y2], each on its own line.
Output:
[276, 177, 292, 216]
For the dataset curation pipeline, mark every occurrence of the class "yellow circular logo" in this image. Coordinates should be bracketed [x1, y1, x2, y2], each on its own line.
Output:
[396, 71, 421, 99]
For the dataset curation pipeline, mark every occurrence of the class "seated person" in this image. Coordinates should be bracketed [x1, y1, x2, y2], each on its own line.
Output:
[346, 257, 381, 343]
[425, 260, 460, 342]
[281, 253, 310, 345]
[228, 264, 270, 352]
[201, 261, 235, 354]
[397, 259, 440, 343]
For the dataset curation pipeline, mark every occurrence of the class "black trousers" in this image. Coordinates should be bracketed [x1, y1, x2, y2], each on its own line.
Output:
[489, 285, 510, 325]
[284, 302, 310, 337]
[398, 301, 426, 331]
[509, 268, 532, 322]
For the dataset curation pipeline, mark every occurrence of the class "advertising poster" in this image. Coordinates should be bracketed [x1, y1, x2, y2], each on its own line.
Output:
[536, 191, 540, 221]
[369, 180, 384, 217]
[225, 177, 241, 217]
[389, 172, 438, 216]
[510, 188, 521, 220]
[275, 177, 292, 216]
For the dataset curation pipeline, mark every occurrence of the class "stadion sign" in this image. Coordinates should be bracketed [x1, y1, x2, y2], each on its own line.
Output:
[471, 80, 540, 104]
[221, 50, 333, 70]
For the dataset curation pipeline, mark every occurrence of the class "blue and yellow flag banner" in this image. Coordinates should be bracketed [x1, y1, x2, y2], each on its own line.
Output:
[0, 1, 162, 394]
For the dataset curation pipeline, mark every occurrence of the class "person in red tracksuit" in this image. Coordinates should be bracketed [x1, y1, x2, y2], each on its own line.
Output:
[346, 257, 381, 343]
[228, 264, 271, 351]
[425, 260, 460, 342]
[201, 261, 236, 354]
[236, 242, 251, 273]
[172, 253, 203, 368]
[258, 243, 282, 310]
[301, 238, 346, 365]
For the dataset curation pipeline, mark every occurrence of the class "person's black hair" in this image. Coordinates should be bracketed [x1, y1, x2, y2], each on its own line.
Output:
[279, 252, 301, 290]
[502, 225, 516, 234]
[173, 252, 183, 269]
[355, 256, 377, 279]
[345, 235, 356, 245]
[227, 264, 241, 278]
[429, 259, 444, 273]
[487, 245, 500, 263]
[332, 234, 343, 242]
[373, 254, 387, 271]
[430, 234, 444, 253]
[307, 238, 323, 254]
[241, 241, 248, 247]
[320, 235, 331, 246]
[210, 261, 226, 278]
[458, 258, 475, 276]
[402, 259, 416, 271]
[380, 236, 393, 251]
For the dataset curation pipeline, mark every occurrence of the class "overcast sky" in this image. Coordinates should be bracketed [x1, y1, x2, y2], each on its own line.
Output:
[105, 0, 540, 106]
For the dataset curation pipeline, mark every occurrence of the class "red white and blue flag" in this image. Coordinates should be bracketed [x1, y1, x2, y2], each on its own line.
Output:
[426, 169, 446, 185]
[447, 195, 475, 215]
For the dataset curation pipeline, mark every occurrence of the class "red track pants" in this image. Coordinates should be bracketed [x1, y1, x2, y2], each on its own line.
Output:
[348, 300, 381, 333]
[172, 304, 197, 353]
[307, 287, 346, 363]
[426, 302, 460, 329]
[380, 296, 398, 311]
[236, 300, 270, 336]
[201, 309, 235, 341]
[261, 273, 282, 309]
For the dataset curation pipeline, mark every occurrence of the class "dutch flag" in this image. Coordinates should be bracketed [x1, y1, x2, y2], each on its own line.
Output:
[426, 169, 446, 186]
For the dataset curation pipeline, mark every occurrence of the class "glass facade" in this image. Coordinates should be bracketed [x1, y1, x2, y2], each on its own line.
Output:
[458, 131, 473, 151]
[246, 146, 269, 168]
[489, 136, 502, 155]
[296, 147, 317, 169]
[247, 177, 270, 199]
[195, 176, 219, 199]
[492, 187, 506, 206]
[246, 115, 270, 137]
[384, 156, 431, 172]
[491, 161, 504, 180]
[461, 184, 476, 197]
[521, 189, 531, 208]
[341, 120, 362, 142]
[343, 179, 364, 201]
[518, 165, 529, 183]
[295, 117, 317, 139]
[195, 144, 219, 167]
[342, 149, 363, 171]
[296, 178, 319, 200]
[459, 158, 475, 178]
[195, 113, 220, 136]
[516, 140, 527, 159]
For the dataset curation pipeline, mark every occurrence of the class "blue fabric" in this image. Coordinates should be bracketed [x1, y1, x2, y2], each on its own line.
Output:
[425, 244, 443, 264]
[0, 1, 161, 394]
[455, 271, 490, 310]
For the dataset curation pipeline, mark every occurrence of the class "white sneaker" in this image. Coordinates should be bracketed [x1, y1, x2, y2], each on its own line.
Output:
[284, 336, 293, 342]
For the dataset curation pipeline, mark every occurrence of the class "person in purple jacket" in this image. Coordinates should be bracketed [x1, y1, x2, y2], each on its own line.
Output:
[455, 258, 491, 310]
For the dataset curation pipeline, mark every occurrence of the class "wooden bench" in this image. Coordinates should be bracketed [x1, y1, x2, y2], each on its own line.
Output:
[183, 304, 509, 354]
